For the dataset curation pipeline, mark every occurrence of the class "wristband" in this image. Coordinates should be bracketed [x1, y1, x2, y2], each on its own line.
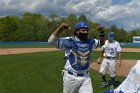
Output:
[100, 31, 105, 37]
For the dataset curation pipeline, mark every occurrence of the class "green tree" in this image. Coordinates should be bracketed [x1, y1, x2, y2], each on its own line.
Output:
[78, 15, 87, 22]
[0, 16, 18, 41]
[15, 13, 43, 41]
[66, 14, 78, 36]
[0, 13, 139, 42]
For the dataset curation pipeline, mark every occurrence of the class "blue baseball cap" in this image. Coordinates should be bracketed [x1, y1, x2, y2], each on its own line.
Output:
[74, 21, 89, 35]
[76, 21, 89, 30]
[108, 32, 115, 37]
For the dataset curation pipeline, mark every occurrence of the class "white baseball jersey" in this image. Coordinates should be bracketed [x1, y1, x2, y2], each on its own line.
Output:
[114, 60, 140, 93]
[100, 40, 121, 77]
[57, 36, 100, 93]
[102, 40, 121, 58]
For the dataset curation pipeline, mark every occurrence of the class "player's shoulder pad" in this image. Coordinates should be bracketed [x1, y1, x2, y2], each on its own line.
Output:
[89, 38, 95, 42]
[63, 37, 73, 48]
[89, 38, 100, 48]
[93, 38, 100, 43]
[62, 37, 71, 39]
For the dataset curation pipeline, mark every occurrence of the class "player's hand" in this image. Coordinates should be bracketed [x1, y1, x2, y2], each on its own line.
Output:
[96, 25, 104, 32]
[97, 57, 103, 64]
[59, 23, 70, 31]
[117, 61, 121, 66]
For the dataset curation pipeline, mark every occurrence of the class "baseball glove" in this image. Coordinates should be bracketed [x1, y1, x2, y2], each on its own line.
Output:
[96, 57, 103, 64]
[96, 25, 104, 31]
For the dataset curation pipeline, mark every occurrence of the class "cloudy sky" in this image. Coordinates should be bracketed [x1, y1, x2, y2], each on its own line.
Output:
[0, 0, 140, 31]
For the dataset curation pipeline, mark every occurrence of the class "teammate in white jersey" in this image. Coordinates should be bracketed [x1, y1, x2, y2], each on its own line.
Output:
[114, 60, 140, 93]
[99, 32, 122, 90]
[48, 21, 105, 93]
[104, 60, 140, 93]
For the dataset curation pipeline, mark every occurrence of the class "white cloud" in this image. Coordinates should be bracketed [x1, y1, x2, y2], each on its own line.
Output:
[95, 0, 140, 30]
[0, 0, 140, 30]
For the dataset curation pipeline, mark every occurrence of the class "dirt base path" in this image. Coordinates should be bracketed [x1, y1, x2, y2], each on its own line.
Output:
[0, 48, 59, 55]
[90, 60, 137, 77]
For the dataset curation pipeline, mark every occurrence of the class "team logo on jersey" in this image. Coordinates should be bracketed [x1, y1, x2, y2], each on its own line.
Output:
[71, 50, 90, 66]
[78, 51, 90, 66]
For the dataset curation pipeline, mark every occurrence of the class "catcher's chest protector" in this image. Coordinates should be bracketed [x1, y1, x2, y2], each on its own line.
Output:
[69, 37, 95, 70]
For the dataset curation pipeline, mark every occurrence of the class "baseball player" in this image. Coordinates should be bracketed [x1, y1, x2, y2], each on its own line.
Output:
[48, 21, 105, 93]
[99, 32, 122, 90]
[104, 60, 140, 93]
[114, 60, 140, 93]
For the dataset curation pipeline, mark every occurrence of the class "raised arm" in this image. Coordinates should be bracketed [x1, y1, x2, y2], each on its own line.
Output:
[48, 23, 69, 44]
[96, 25, 105, 46]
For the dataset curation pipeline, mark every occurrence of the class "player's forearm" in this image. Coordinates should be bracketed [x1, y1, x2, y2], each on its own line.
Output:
[53, 23, 69, 36]
[96, 25, 105, 46]
[48, 23, 67, 44]
[100, 50, 104, 58]
[52, 26, 63, 37]
[48, 27, 62, 44]
[99, 31, 105, 46]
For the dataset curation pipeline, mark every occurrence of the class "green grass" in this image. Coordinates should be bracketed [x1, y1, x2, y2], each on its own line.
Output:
[0, 44, 140, 48]
[121, 52, 140, 60]
[0, 51, 65, 93]
[121, 46, 140, 48]
[0, 51, 139, 93]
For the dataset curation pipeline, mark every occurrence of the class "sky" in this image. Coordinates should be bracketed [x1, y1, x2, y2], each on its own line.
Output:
[0, 0, 140, 31]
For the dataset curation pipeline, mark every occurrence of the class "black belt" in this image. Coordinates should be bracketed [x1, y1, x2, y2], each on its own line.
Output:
[68, 71, 88, 77]
[105, 57, 115, 59]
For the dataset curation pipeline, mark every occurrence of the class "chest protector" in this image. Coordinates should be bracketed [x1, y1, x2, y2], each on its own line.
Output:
[69, 37, 95, 70]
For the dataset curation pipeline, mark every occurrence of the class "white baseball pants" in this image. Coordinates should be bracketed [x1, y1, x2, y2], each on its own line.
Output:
[63, 71, 93, 93]
[99, 58, 116, 77]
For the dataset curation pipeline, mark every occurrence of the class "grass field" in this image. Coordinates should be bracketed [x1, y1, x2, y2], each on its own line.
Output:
[0, 44, 140, 48]
[0, 48, 139, 93]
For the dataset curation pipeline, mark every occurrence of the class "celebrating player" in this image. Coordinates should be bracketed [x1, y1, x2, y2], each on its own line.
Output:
[99, 31, 122, 90]
[48, 21, 105, 93]
[104, 60, 140, 93]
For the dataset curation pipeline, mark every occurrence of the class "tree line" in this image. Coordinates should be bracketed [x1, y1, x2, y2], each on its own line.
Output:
[0, 12, 140, 42]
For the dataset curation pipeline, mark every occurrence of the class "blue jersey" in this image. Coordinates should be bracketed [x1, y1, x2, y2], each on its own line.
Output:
[57, 36, 100, 73]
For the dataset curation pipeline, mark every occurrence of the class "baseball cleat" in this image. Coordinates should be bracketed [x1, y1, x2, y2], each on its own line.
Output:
[110, 85, 115, 90]
[101, 81, 108, 88]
